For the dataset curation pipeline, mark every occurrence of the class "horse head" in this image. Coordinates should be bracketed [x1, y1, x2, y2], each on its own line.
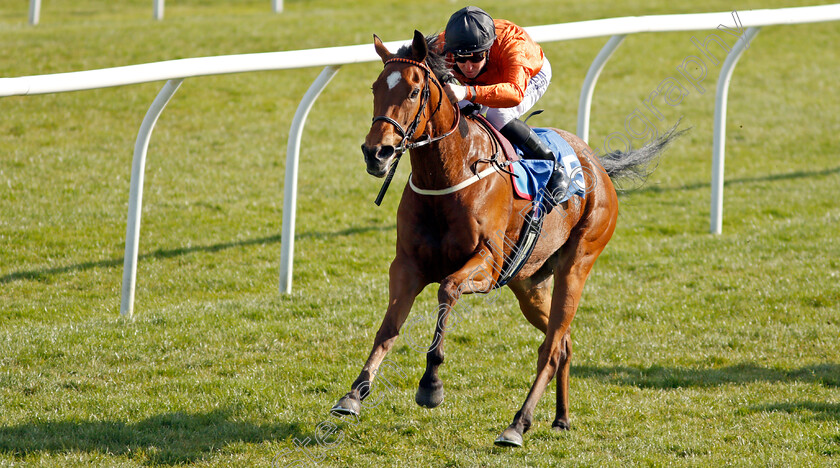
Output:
[362, 30, 436, 178]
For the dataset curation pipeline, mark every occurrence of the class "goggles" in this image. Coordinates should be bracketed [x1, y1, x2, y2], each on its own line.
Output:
[453, 51, 487, 64]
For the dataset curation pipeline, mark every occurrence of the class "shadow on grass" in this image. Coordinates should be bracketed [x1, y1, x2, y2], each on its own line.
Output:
[1, 224, 394, 284]
[749, 401, 840, 423]
[573, 362, 840, 389]
[0, 408, 309, 465]
[631, 165, 840, 194]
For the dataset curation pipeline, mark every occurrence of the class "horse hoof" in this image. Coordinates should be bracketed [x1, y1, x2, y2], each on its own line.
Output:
[552, 419, 571, 431]
[331, 395, 361, 417]
[494, 427, 523, 447]
[415, 385, 444, 408]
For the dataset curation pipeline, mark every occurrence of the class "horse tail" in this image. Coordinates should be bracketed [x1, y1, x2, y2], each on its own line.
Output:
[597, 122, 688, 187]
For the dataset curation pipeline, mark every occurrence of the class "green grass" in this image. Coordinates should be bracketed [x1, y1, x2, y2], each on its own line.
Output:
[1, 0, 839, 466]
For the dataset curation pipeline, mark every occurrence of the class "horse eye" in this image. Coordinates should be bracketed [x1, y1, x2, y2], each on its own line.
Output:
[410, 89, 420, 99]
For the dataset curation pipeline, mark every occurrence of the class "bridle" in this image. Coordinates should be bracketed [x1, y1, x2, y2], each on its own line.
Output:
[372, 57, 460, 155]
[371, 57, 460, 205]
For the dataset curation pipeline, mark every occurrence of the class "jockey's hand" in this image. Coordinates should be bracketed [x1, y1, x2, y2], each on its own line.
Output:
[445, 83, 468, 102]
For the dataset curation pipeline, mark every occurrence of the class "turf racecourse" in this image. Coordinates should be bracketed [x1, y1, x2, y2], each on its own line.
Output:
[1, 0, 838, 466]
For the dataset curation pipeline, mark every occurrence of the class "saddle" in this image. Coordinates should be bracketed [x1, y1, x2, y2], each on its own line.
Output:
[467, 113, 520, 164]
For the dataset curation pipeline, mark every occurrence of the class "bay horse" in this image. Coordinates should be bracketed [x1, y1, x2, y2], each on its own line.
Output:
[332, 30, 681, 447]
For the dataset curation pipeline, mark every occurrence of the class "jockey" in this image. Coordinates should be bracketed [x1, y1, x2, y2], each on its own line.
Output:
[440, 6, 568, 205]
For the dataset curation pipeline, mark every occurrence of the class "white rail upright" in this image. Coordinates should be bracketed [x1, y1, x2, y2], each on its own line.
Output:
[153, 0, 164, 20]
[2, 6, 839, 314]
[279, 66, 341, 294]
[273, 0, 284, 14]
[28, 0, 41, 25]
[710, 27, 761, 235]
[121, 79, 184, 318]
[576, 35, 626, 142]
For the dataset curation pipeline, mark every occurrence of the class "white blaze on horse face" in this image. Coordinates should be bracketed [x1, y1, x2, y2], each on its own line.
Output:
[386, 71, 402, 90]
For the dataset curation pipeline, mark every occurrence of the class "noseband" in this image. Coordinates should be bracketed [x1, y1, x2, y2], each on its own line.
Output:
[371, 57, 460, 205]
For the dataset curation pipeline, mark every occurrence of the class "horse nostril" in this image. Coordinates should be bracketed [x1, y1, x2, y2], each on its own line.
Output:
[379, 145, 395, 160]
[361, 144, 378, 160]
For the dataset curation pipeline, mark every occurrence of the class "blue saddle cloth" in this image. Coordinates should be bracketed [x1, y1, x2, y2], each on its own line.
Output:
[510, 128, 586, 211]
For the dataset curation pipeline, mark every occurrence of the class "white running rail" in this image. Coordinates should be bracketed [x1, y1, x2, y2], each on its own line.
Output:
[26, 0, 281, 24]
[2, 5, 838, 316]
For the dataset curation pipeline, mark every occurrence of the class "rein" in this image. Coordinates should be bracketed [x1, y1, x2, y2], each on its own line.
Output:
[373, 57, 460, 205]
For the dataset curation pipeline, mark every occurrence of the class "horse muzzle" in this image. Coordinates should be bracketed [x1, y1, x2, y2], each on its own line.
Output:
[361, 144, 397, 178]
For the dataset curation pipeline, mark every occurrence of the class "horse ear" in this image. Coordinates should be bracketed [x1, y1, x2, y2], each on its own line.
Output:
[373, 34, 392, 63]
[411, 30, 428, 61]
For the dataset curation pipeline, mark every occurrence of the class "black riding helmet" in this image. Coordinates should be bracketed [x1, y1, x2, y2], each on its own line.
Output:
[443, 6, 496, 55]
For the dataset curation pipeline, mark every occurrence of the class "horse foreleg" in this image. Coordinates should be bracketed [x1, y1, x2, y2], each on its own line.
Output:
[496, 241, 599, 447]
[415, 252, 499, 409]
[332, 257, 425, 417]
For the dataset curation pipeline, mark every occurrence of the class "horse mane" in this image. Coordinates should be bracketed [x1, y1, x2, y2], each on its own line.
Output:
[395, 34, 452, 83]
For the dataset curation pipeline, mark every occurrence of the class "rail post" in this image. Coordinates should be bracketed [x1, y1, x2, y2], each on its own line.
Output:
[29, 0, 41, 25]
[577, 35, 626, 142]
[279, 66, 341, 294]
[121, 79, 184, 318]
[710, 27, 761, 234]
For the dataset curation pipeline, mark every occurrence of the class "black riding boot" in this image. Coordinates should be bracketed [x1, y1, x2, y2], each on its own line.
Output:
[500, 118, 569, 205]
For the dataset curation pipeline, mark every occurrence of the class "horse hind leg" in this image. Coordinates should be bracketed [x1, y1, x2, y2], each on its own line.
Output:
[494, 291, 575, 447]
[491, 275, 553, 447]
[508, 268, 554, 335]
[553, 329, 572, 431]
[496, 236, 604, 447]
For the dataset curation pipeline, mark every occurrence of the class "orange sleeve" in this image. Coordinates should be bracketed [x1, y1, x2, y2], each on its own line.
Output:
[470, 20, 544, 108]
[472, 62, 532, 108]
